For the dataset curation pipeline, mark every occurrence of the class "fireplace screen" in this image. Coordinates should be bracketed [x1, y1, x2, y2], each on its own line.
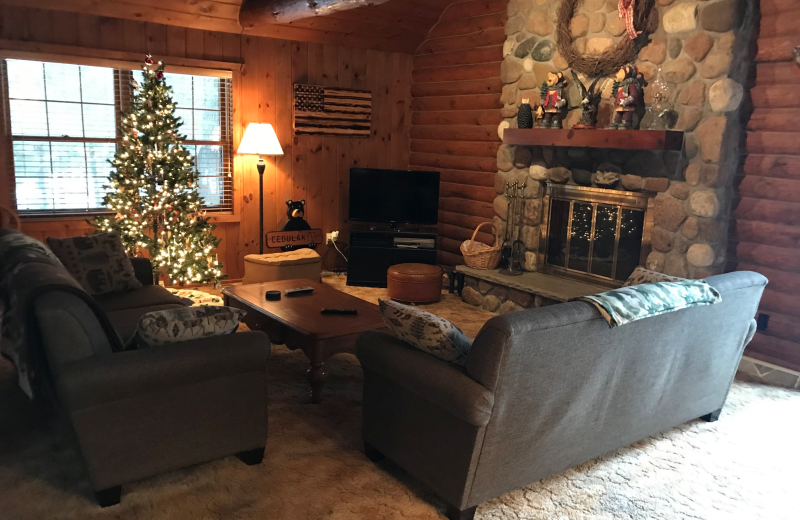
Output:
[541, 185, 653, 286]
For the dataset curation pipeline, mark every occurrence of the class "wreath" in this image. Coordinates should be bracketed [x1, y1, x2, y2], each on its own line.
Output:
[555, 0, 658, 77]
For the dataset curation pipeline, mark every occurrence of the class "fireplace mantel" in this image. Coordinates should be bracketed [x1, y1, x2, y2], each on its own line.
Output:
[502, 128, 684, 151]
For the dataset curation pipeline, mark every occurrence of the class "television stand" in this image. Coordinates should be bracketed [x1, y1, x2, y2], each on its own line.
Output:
[347, 228, 438, 287]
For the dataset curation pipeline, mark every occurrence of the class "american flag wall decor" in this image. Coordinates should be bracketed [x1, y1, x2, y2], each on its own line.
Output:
[293, 84, 372, 137]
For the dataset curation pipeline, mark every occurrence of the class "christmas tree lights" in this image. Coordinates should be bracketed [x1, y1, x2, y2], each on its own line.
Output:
[95, 56, 223, 285]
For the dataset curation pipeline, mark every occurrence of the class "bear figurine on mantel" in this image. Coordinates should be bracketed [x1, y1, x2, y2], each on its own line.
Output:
[535, 72, 568, 129]
[608, 65, 646, 130]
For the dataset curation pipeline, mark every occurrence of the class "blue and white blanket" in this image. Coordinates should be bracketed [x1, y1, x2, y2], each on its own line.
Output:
[575, 280, 722, 328]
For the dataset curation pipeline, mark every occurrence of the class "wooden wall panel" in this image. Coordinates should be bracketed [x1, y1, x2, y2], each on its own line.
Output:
[732, 0, 800, 371]
[0, 6, 412, 280]
[410, 0, 505, 265]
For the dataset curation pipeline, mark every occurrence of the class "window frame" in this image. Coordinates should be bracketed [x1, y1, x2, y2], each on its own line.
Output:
[0, 50, 236, 217]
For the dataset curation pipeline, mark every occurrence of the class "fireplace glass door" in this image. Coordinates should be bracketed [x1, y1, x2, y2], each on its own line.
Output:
[542, 185, 652, 285]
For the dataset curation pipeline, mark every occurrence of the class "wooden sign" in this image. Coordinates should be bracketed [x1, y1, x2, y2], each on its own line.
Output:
[266, 228, 324, 249]
[293, 84, 371, 137]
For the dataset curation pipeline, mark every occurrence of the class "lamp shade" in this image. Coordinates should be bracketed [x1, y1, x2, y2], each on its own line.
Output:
[236, 123, 284, 155]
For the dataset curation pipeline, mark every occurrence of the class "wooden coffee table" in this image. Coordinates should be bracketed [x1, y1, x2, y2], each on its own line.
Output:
[221, 279, 387, 403]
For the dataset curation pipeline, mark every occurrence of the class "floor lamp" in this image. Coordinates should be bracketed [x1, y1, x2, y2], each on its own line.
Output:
[236, 123, 284, 254]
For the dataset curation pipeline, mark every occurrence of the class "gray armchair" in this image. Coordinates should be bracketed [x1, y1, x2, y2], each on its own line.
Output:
[34, 288, 270, 506]
[357, 271, 766, 520]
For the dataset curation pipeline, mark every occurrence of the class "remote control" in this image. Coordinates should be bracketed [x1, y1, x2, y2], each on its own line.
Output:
[284, 286, 314, 296]
[321, 308, 358, 315]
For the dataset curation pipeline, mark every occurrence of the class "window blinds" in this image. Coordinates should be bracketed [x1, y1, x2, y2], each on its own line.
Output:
[1, 58, 233, 215]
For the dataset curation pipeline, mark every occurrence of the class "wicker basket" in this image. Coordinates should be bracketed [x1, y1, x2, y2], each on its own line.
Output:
[460, 222, 501, 270]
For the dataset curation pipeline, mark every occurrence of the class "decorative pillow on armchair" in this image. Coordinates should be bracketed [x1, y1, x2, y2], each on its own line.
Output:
[135, 306, 246, 347]
[378, 299, 472, 366]
[623, 266, 685, 287]
[46, 232, 142, 295]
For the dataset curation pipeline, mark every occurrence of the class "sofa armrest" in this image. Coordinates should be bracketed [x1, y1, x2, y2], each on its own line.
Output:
[355, 330, 494, 427]
[55, 331, 270, 410]
[129, 256, 155, 286]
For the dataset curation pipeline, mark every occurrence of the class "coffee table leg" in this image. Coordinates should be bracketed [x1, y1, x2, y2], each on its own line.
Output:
[307, 361, 327, 404]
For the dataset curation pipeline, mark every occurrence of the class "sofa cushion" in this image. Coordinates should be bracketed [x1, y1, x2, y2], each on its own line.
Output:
[623, 266, 684, 287]
[46, 232, 142, 295]
[94, 285, 185, 313]
[107, 303, 186, 345]
[135, 306, 246, 347]
[378, 299, 472, 366]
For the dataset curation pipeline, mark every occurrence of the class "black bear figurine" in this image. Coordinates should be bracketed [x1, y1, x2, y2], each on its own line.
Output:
[281, 199, 316, 251]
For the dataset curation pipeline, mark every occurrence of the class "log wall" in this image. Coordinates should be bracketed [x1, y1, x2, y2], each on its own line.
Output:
[410, 0, 506, 265]
[733, 0, 800, 370]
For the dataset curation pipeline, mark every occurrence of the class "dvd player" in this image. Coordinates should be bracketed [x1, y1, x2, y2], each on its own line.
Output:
[393, 237, 436, 249]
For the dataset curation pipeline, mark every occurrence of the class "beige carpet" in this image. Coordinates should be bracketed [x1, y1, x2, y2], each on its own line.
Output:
[0, 275, 798, 520]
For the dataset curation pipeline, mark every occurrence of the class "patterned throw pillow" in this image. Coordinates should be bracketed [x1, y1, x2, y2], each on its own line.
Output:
[46, 232, 142, 295]
[135, 306, 246, 347]
[623, 266, 685, 287]
[378, 299, 472, 366]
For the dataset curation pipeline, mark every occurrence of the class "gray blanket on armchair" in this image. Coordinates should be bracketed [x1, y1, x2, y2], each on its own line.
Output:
[0, 229, 123, 399]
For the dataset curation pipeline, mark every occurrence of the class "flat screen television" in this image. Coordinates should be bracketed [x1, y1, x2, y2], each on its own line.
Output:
[349, 168, 440, 226]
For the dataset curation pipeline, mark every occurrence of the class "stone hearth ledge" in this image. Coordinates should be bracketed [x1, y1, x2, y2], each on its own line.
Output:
[456, 265, 607, 313]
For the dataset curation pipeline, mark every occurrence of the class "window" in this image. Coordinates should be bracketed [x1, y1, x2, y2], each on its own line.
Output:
[1, 58, 233, 214]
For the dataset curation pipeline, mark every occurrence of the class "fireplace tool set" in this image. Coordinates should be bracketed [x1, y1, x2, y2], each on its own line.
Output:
[499, 181, 526, 276]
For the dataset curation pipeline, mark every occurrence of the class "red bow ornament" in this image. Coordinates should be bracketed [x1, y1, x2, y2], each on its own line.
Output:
[618, 0, 642, 40]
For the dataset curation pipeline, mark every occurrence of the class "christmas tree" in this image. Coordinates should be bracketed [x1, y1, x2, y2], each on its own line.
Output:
[96, 56, 223, 285]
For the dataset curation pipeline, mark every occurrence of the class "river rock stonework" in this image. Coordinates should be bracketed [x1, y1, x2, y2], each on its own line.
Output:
[499, 0, 755, 279]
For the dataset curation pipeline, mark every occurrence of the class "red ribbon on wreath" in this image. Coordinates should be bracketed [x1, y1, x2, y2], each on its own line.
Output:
[618, 0, 641, 40]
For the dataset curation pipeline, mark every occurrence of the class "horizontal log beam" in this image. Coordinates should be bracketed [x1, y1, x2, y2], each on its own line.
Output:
[746, 131, 800, 155]
[756, 36, 796, 62]
[759, 0, 800, 16]
[410, 139, 499, 157]
[759, 14, 798, 38]
[438, 168, 495, 187]
[427, 11, 506, 40]
[731, 220, 800, 249]
[411, 125, 499, 142]
[413, 45, 503, 69]
[746, 333, 800, 372]
[411, 78, 502, 98]
[417, 27, 507, 54]
[438, 222, 495, 245]
[757, 311, 800, 344]
[439, 196, 495, 218]
[439, 208, 496, 231]
[755, 62, 800, 86]
[743, 154, 800, 179]
[412, 109, 503, 126]
[412, 61, 501, 83]
[438, 249, 464, 266]
[735, 242, 800, 272]
[737, 175, 800, 202]
[439, 0, 508, 22]
[411, 93, 501, 112]
[440, 235, 466, 257]
[409, 152, 497, 172]
[735, 263, 800, 295]
[759, 288, 800, 319]
[733, 197, 800, 226]
[440, 181, 496, 202]
[747, 109, 800, 132]
[750, 85, 799, 108]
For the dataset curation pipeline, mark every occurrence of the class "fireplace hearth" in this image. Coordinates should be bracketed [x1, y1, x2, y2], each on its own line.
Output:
[538, 185, 653, 287]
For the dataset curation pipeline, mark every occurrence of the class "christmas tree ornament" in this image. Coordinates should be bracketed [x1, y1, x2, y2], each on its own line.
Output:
[517, 99, 534, 129]
[94, 56, 223, 284]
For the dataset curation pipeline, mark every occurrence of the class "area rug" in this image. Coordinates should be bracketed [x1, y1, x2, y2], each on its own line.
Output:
[0, 277, 797, 520]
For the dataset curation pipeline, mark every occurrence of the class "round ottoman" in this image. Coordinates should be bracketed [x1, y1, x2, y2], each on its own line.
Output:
[387, 263, 443, 303]
[243, 249, 322, 284]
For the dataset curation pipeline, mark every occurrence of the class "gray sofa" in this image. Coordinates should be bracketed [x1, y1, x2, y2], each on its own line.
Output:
[356, 271, 766, 520]
[3, 240, 270, 507]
